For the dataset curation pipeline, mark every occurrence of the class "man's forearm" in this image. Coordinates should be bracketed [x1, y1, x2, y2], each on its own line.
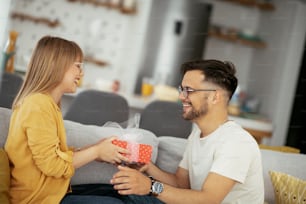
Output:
[146, 162, 180, 187]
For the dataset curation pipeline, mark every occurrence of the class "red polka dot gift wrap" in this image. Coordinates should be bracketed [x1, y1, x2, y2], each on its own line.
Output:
[112, 139, 153, 164]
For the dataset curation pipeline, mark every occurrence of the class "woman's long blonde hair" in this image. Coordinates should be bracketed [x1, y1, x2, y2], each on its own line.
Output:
[13, 36, 83, 108]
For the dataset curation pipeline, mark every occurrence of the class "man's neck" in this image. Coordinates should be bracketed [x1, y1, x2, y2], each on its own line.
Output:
[195, 113, 229, 138]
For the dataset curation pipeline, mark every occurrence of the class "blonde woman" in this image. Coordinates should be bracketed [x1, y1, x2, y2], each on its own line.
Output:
[5, 36, 129, 204]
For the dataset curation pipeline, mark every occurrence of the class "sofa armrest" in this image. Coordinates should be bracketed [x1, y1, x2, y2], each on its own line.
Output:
[0, 108, 12, 148]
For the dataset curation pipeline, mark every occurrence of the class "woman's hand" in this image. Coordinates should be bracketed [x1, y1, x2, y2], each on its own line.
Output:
[111, 165, 152, 195]
[95, 136, 130, 164]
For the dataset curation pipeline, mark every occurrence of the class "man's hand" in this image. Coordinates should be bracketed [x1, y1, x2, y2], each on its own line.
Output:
[111, 165, 152, 195]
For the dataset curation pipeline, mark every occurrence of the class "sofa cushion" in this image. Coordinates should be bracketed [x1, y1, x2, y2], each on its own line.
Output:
[0, 107, 11, 148]
[269, 171, 306, 204]
[64, 120, 159, 185]
[261, 149, 306, 204]
[0, 148, 10, 204]
[156, 136, 187, 173]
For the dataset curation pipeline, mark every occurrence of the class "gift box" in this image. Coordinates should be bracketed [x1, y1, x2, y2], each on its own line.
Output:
[112, 139, 152, 164]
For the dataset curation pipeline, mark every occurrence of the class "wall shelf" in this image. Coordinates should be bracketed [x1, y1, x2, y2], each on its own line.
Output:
[11, 12, 60, 28]
[209, 32, 266, 49]
[218, 0, 275, 11]
[208, 25, 267, 49]
[66, 0, 137, 15]
[84, 56, 108, 67]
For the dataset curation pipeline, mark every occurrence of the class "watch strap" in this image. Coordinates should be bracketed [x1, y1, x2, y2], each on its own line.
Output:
[149, 176, 164, 196]
[148, 176, 155, 196]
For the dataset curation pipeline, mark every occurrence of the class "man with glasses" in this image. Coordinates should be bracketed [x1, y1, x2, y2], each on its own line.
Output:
[111, 59, 264, 204]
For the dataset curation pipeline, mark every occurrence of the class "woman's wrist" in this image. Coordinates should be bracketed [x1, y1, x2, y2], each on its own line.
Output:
[91, 144, 100, 161]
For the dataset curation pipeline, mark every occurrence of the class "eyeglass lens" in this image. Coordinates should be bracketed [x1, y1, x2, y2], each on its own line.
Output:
[178, 86, 188, 98]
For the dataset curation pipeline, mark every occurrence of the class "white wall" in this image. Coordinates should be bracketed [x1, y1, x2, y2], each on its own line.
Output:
[203, 0, 261, 91]
[0, 0, 12, 69]
[8, 0, 152, 94]
[249, 0, 306, 145]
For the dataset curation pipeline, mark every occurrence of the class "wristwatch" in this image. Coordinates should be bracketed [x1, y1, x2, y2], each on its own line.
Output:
[149, 176, 164, 196]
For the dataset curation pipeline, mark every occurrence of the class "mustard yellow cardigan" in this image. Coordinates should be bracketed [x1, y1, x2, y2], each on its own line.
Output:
[5, 93, 74, 204]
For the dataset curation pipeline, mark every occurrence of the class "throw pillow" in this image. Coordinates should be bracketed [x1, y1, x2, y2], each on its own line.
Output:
[0, 148, 10, 204]
[269, 171, 306, 204]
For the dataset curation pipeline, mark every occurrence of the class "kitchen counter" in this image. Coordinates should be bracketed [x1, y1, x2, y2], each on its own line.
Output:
[229, 114, 273, 144]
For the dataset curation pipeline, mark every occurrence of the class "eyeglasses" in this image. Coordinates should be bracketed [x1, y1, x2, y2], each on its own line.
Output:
[74, 62, 84, 73]
[178, 85, 216, 98]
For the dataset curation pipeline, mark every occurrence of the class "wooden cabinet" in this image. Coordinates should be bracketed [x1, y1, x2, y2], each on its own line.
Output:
[244, 127, 272, 144]
[229, 115, 273, 144]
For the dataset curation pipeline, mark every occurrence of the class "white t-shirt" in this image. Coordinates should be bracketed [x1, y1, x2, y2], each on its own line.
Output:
[179, 121, 264, 204]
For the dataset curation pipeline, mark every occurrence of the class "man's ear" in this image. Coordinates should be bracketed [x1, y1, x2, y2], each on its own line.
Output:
[211, 91, 218, 104]
[211, 90, 227, 104]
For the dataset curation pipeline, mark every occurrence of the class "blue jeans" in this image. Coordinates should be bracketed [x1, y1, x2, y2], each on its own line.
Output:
[61, 194, 164, 204]
[121, 194, 164, 204]
[60, 184, 164, 204]
[61, 195, 124, 204]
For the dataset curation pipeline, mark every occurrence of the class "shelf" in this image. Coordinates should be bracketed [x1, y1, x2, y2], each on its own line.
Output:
[84, 56, 108, 67]
[66, 0, 137, 15]
[219, 0, 275, 11]
[209, 32, 266, 49]
[11, 12, 60, 28]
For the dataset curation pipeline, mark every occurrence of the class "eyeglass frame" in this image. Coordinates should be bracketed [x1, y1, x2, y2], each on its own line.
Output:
[178, 85, 216, 98]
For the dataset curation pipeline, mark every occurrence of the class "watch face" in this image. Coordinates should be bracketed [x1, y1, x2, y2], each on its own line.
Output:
[152, 181, 164, 195]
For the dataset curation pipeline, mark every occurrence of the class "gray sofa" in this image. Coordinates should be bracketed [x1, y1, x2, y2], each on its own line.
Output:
[1, 107, 306, 203]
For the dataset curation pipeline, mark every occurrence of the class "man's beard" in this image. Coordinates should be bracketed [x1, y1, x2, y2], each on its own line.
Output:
[183, 101, 208, 121]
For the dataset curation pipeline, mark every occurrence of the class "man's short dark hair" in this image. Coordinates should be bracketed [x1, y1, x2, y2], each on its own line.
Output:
[181, 59, 238, 99]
